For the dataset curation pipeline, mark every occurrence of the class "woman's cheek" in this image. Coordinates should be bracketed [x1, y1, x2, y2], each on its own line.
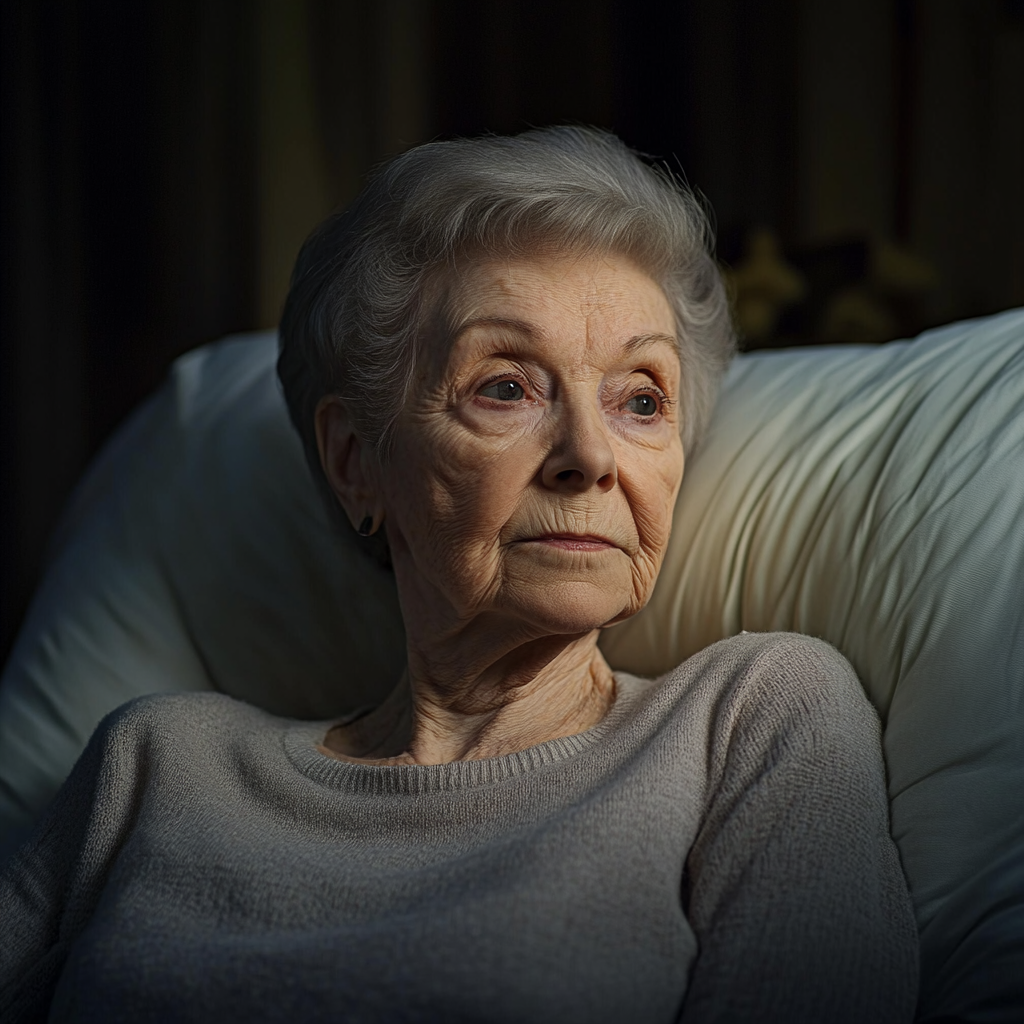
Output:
[624, 449, 682, 545]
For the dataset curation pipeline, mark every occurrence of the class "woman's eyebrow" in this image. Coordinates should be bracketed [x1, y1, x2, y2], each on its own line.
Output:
[623, 332, 679, 354]
[452, 316, 537, 341]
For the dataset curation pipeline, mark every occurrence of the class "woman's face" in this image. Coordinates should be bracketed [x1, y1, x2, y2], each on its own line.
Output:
[377, 252, 684, 640]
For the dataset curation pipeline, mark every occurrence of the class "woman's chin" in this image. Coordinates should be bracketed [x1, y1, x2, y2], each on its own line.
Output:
[504, 580, 635, 637]
[494, 550, 639, 636]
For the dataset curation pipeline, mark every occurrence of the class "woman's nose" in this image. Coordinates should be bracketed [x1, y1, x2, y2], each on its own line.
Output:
[540, 402, 617, 493]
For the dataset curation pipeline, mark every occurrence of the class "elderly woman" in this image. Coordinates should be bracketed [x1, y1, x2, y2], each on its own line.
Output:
[1, 128, 917, 1022]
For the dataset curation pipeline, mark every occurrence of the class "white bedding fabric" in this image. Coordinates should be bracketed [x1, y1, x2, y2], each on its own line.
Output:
[1, 309, 1022, 1019]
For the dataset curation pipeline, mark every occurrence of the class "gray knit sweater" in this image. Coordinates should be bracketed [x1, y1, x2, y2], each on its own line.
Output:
[0, 633, 918, 1023]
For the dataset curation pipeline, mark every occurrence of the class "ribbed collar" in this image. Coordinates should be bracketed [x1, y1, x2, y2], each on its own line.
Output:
[284, 671, 652, 796]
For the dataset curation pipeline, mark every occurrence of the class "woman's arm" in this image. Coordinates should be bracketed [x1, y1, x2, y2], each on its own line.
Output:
[0, 702, 145, 1022]
[680, 635, 918, 1023]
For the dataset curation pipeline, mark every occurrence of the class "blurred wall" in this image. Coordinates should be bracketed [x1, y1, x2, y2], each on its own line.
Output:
[2, 0, 1022, 665]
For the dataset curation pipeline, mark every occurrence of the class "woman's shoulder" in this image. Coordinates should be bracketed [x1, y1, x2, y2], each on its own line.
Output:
[665, 630, 861, 695]
[85, 691, 297, 775]
[650, 631, 877, 745]
[697, 629, 856, 677]
[98, 690, 273, 739]
[32, 694, 307, 854]
[633, 632, 889, 825]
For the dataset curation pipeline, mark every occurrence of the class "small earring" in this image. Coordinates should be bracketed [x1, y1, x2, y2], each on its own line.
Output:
[357, 516, 374, 537]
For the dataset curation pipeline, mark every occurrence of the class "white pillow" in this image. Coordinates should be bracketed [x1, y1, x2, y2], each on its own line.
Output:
[605, 310, 1024, 1019]
[1, 312, 1022, 1019]
[0, 334, 405, 851]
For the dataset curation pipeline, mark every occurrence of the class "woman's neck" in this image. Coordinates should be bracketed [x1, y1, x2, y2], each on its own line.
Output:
[321, 629, 616, 766]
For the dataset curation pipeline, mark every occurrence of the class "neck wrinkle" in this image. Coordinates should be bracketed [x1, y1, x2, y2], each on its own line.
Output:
[326, 630, 617, 765]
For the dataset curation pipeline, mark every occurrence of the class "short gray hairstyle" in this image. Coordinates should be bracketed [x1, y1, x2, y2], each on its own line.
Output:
[278, 126, 735, 510]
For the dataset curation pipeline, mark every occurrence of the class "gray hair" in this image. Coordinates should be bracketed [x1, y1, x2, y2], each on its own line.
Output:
[278, 126, 735, 522]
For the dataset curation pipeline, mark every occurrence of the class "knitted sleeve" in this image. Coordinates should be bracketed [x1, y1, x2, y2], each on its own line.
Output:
[679, 634, 919, 1023]
[0, 701, 150, 1022]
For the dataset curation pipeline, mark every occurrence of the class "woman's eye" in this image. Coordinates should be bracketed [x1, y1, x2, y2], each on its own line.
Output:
[480, 380, 525, 401]
[625, 393, 659, 417]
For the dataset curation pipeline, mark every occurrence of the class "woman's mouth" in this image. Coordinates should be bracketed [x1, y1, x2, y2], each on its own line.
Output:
[529, 534, 617, 552]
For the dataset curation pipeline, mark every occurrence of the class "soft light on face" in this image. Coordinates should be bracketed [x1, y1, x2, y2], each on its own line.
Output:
[377, 252, 685, 641]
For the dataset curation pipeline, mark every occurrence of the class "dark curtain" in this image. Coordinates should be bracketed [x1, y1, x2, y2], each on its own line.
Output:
[1, 0, 258, 660]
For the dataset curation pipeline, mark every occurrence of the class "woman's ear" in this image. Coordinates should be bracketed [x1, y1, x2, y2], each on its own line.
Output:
[314, 397, 383, 532]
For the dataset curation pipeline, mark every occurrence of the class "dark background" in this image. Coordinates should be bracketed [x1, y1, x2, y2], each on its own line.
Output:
[2, 0, 1023, 667]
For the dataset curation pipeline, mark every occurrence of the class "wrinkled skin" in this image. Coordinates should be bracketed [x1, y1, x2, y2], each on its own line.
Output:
[317, 252, 684, 764]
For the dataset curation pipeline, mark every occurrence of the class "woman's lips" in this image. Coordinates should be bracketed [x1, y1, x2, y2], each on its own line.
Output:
[526, 534, 617, 552]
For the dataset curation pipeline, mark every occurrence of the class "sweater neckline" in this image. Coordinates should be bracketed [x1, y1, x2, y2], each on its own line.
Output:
[284, 671, 652, 795]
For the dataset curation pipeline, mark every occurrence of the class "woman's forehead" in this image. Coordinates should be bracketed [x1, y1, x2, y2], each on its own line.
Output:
[428, 252, 677, 360]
